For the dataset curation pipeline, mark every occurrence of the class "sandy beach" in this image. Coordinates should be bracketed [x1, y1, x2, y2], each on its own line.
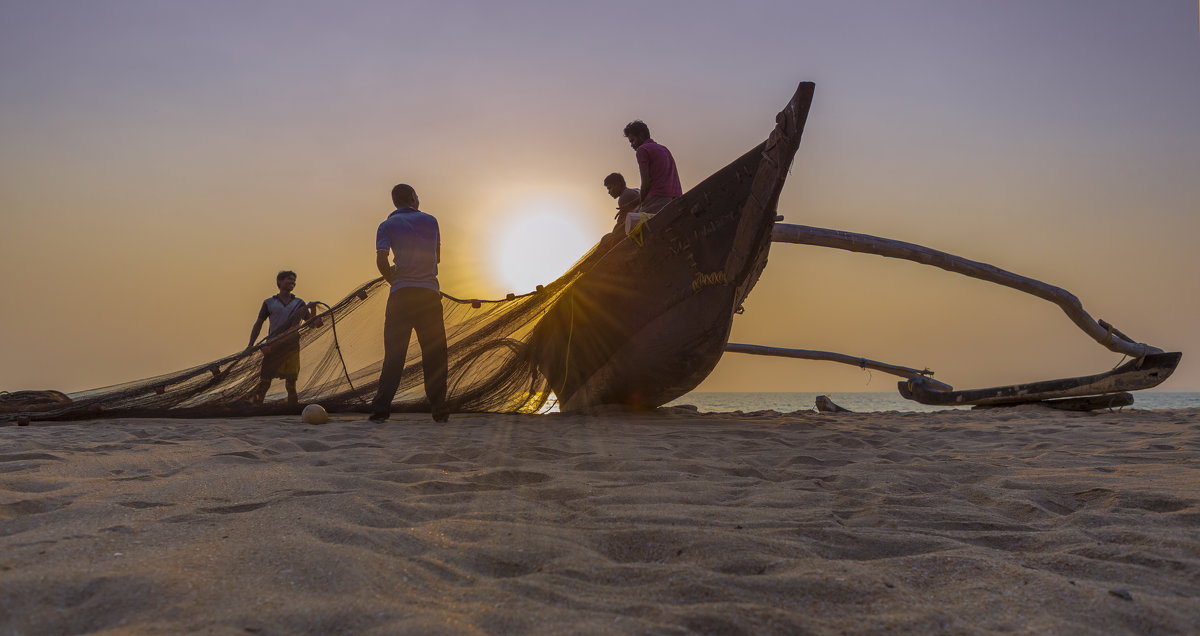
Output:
[2, 406, 1198, 634]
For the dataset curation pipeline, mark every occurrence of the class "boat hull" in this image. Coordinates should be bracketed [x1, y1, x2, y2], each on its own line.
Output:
[531, 83, 815, 410]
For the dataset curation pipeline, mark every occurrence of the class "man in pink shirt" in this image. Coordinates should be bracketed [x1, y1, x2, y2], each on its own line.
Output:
[623, 120, 683, 216]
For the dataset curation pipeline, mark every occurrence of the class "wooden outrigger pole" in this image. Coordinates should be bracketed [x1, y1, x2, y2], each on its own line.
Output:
[725, 223, 1182, 408]
[723, 343, 953, 391]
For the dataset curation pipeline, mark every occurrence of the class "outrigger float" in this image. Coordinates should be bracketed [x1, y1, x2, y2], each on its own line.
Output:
[725, 223, 1181, 410]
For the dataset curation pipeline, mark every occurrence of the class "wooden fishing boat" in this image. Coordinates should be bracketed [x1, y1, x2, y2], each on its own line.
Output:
[529, 82, 815, 411]
[7, 79, 1178, 420]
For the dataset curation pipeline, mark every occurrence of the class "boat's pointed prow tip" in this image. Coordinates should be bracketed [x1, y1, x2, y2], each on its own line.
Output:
[784, 82, 815, 116]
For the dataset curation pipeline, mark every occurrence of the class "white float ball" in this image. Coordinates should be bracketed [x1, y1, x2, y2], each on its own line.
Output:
[301, 404, 329, 425]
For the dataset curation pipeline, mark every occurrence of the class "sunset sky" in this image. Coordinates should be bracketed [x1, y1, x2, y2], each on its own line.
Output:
[2, 1, 1197, 396]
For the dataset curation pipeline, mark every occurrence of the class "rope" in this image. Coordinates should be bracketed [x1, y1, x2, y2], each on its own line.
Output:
[558, 290, 577, 410]
[442, 287, 541, 307]
[691, 271, 727, 292]
[312, 301, 369, 407]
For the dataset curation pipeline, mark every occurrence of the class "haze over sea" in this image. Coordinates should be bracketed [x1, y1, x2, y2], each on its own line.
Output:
[668, 392, 1200, 413]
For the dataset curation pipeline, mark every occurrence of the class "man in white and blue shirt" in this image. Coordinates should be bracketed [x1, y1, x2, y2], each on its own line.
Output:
[246, 270, 315, 406]
[370, 184, 449, 423]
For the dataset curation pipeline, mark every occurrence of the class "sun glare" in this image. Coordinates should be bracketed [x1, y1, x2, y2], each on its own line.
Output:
[492, 198, 596, 293]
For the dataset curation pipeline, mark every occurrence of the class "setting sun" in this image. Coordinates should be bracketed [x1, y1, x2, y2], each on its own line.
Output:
[490, 197, 597, 294]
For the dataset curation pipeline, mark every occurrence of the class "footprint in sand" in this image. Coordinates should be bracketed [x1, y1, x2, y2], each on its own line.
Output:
[1116, 493, 1194, 513]
[117, 501, 175, 509]
[516, 446, 594, 460]
[400, 452, 462, 465]
[0, 452, 64, 463]
[784, 455, 854, 468]
[327, 442, 385, 450]
[455, 548, 544, 579]
[526, 486, 589, 503]
[594, 529, 691, 564]
[803, 527, 952, 561]
[467, 470, 551, 487]
[198, 501, 274, 514]
[1, 497, 73, 516]
[3, 479, 65, 493]
[408, 481, 502, 495]
[214, 451, 261, 460]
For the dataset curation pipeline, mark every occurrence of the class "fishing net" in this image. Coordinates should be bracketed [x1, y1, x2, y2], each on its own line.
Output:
[0, 241, 613, 422]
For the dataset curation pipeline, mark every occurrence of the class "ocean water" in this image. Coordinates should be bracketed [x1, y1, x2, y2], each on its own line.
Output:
[665, 392, 1200, 413]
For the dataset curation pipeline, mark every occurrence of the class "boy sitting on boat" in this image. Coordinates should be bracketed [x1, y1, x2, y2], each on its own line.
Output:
[603, 172, 640, 227]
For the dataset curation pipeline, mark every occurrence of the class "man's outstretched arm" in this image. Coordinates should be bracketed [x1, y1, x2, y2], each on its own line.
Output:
[247, 303, 267, 349]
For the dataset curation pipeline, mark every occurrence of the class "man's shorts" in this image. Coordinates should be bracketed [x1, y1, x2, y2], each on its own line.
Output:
[261, 341, 301, 382]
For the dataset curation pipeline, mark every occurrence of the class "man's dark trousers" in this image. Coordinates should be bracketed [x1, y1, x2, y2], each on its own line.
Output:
[370, 287, 448, 418]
